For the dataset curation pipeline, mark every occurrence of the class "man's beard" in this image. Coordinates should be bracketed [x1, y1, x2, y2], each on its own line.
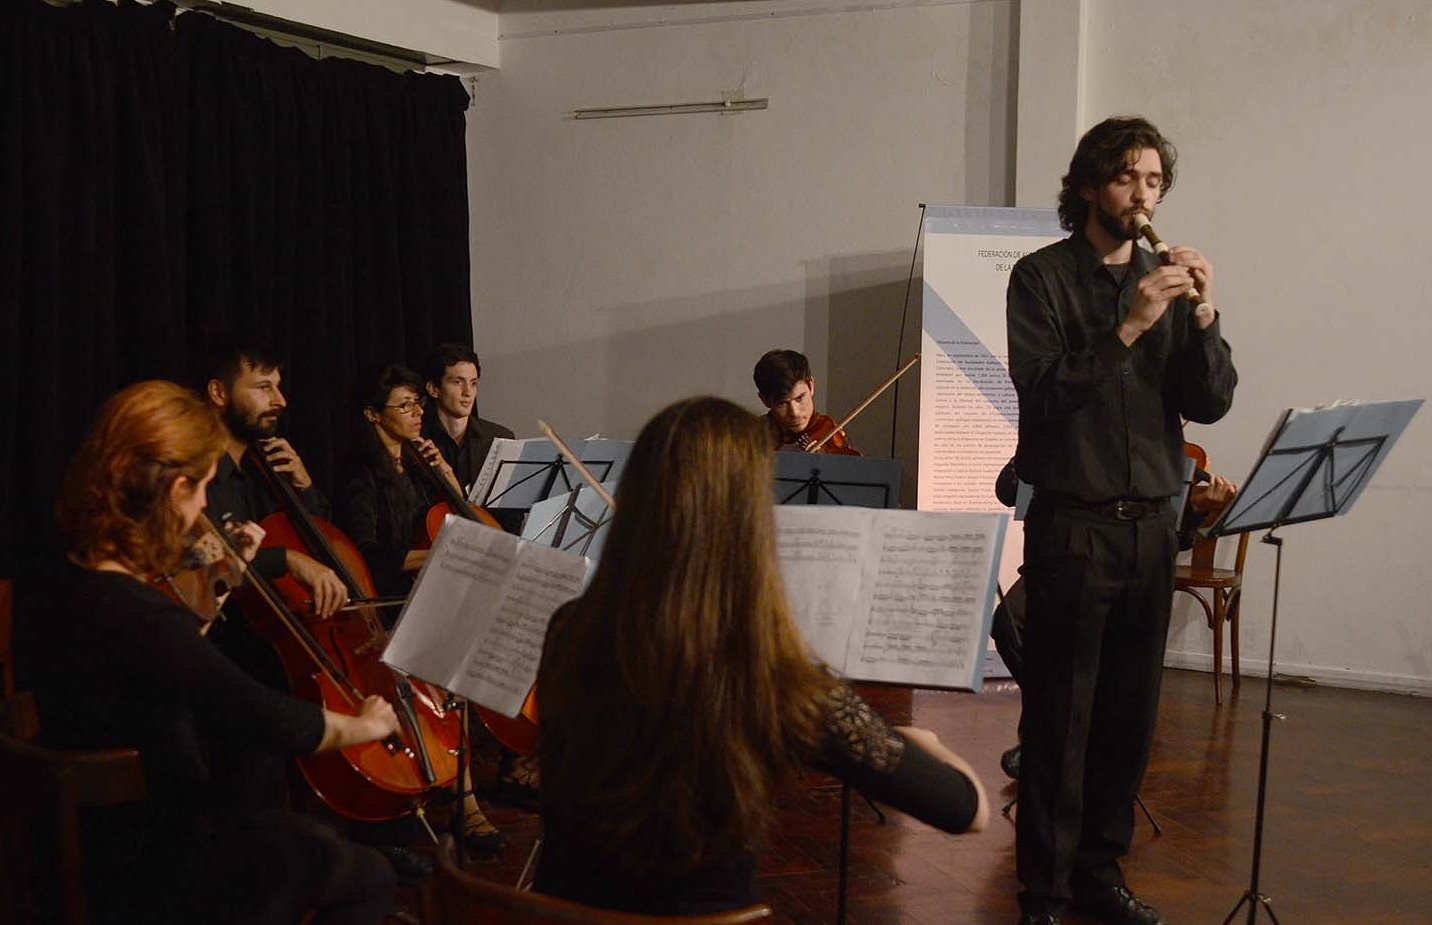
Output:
[224, 405, 282, 444]
[1095, 202, 1141, 242]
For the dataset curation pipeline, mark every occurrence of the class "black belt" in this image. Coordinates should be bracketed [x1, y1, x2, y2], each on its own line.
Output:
[1038, 495, 1169, 521]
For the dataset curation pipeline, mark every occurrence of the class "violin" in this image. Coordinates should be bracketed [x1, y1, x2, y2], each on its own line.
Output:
[794, 354, 921, 456]
[160, 523, 251, 631]
[239, 445, 461, 822]
[788, 413, 860, 456]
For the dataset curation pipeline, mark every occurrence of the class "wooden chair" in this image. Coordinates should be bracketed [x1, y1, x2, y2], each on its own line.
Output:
[432, 836, 773, 925]
[1174, 443, 1250, 705]
[0, 692, 146, 925]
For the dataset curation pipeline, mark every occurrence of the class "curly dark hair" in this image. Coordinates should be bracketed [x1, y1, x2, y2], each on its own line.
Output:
[752, 349, 812, 402]
[1057, 116, 1177, 232]
[420, 342, 481, 388]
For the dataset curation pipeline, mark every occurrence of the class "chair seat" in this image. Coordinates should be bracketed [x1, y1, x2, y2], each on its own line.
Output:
[433, 835, 773, 924]
[1175, 565, 1242, 589]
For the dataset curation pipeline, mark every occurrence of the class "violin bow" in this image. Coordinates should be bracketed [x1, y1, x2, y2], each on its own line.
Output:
[808, 353, 921, 452]
[537, 420, 617, 510]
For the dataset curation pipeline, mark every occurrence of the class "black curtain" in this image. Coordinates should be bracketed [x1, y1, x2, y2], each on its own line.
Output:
[0, 0, 473, 574]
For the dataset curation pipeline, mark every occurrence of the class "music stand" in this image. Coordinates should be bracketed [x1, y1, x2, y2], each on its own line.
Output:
[1209, 399, 1421, 925]
[523, 481, 616, 563]
[773, 452, 902, 508]
[553, 439, 631, 498]
[772, 453, 973, 925]
[469, 438, 623, 511]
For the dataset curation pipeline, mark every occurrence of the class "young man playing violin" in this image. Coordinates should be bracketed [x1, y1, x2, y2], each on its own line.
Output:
[753, 349, 860, 456]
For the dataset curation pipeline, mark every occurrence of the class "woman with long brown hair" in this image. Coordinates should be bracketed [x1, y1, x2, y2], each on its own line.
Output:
[536, 396, 988, 914]
[15, 380, 401, 925]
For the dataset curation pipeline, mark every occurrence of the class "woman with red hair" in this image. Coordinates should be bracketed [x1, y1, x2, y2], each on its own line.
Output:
[16, 380, 401, 925]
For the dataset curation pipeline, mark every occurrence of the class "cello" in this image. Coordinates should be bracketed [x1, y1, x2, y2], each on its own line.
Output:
[400, 439, 504, 544]
[400, 439, 541, 754]
[238, 446, 461, 822]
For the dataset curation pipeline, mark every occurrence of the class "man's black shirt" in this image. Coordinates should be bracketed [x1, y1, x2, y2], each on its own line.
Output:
[203, 451, 331, 581]
[1006, 230, 1237, 503]
[421, 410, 514, 494]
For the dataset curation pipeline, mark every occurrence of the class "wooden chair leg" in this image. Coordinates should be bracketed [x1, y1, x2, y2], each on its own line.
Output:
[1211, 590, 1225, 706]
[1228, 590, 1241, 693]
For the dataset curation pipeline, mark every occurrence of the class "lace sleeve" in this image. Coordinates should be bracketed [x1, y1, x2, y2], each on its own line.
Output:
[820, 685, 905, 774]
[810, 685, 980, 834]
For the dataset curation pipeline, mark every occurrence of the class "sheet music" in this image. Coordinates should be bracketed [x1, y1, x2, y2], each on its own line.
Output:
[774, 513, 866, 667]
[848, 515, 1004, 688]
[383, 514, 588, 717]
[775, 506, 1007, 691]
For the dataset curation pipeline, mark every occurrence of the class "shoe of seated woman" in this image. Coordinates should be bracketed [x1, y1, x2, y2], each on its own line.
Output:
[461, 799, 507, 855]
[495, 752, 541, 810]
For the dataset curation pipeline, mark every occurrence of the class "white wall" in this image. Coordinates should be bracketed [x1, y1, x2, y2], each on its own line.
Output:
[239, 0, 499, 67]
[468, 0, 1431, 693]
[468, 0, 1018, 481]
[1068, 0, 1432, 693]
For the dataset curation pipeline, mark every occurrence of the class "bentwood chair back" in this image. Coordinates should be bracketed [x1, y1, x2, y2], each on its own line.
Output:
[0, 692, 146, 925]
[1174, 442, 1250, 705]
[432, 836, 774, 925]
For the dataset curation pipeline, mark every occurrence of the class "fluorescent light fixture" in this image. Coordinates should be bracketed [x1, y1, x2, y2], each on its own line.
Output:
[573, 98, 769, 120]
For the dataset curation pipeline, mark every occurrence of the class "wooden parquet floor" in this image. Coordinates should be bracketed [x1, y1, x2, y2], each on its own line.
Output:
[455, 670, 1432, 924]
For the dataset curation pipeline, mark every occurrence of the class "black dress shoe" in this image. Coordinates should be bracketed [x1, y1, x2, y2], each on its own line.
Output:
[376, 845, 434, 883]
[463, 826, 508, 856]
[1000, 743, 1022, 780]
[1071, 884, 1168, 925]
[1017, 914, 1061, 925]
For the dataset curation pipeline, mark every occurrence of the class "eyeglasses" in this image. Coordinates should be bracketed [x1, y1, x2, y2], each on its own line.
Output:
[384, 400, 423, 415]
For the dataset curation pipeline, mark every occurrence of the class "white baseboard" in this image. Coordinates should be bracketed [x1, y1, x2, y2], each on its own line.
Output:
[1163, 649, 1432, 697]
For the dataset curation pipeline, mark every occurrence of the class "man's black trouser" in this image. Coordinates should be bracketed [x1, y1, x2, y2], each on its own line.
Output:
[1015, 498, 1177, 916]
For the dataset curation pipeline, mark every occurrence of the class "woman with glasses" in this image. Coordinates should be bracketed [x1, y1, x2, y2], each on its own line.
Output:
[332, 363, 507, 857]
[333, 364, 458, 601]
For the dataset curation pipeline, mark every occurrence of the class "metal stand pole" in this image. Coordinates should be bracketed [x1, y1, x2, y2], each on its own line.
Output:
[1221, 532, 1286, 925]
[837, 783, 851, 925]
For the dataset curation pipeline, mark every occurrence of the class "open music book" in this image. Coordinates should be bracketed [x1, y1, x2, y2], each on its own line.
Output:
[776, 506, 1008, 692]
[381, 514, 589, 718]
[385, 505, 1008, 718]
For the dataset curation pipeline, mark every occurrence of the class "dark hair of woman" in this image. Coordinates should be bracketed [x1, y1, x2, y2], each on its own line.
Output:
[537, 396, 833, 877]
[1057, 115, 1177, 232]
[56, 379, 226, 577]
[350, 363, 427, 533]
